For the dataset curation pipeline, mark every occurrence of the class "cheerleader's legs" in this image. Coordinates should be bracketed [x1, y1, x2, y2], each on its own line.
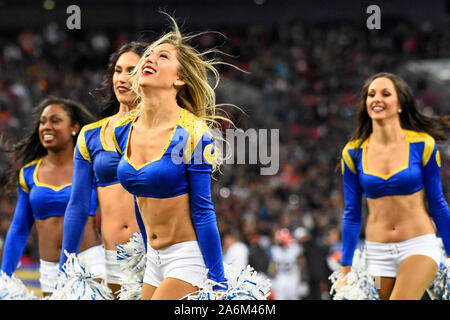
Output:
[142, 279, 198, 300]
[142, 241, 207, 300]
[142, 282, 157, 299]
[389, 255, 438, 300]
[366, 234, 440, 300]
[376, 277, 395, 300]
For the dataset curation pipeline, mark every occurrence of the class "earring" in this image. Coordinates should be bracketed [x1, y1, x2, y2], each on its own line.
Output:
[72, 131, 77, 136]
[174, 80, 179, 87]
[398, 109, 402, 113]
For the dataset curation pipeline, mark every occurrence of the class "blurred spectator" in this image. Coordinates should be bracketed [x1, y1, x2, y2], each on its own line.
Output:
[269, 228, 305, 300]
[222, 231, 249, 272]
[247, 233, 270, 277]
[300, 225, 333, 300]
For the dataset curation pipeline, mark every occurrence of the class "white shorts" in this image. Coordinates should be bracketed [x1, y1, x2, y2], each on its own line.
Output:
[39, 260, 59, 293]
[78, 244, 106, 278]
[105, 249, 123, 285]
[365, 234, 441, 278]
[40, 244, 105, 293]
[143, 241, 208, 288]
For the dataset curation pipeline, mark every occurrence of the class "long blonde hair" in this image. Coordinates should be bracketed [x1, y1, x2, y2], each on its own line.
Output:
[130, 13, 245, 172]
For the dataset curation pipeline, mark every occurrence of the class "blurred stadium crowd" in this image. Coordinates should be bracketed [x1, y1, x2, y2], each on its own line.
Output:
[0, 15, 449, 299]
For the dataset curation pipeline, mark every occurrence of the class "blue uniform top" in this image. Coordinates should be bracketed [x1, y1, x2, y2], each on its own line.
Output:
[59, 117, 147, 268]
[1, 157, 98, 276]
[340, 129, 450, 265]
[112, 108, 226, 283]
[75, 116, 122, 187]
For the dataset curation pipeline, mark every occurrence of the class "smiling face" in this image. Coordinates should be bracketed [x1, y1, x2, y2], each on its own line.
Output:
[113, 51, 141, 106]
[138, 43, 185, 91]
[366, 77, 402, 121]
[39, 104, 78, 152]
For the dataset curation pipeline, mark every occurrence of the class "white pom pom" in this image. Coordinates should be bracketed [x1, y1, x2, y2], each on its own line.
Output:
[48, 251, 114, 300]
[427, 239, 450, 300]
[329, 249, 380, 300]
[0, 271, 39, 300]
[183, 263, 272, 300]
[116, 232, 147, 300]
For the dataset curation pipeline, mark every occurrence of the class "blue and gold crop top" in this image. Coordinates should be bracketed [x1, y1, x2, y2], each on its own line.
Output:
[112, 108, 226, 283]
[113, 108, 216, 198]
[59, 116, 147, 268]
[75, 116, 121, 187]
[340, 130, 450, 265]
[18, 157, 97, 220]
[1, 157, 98, 276]
[59, 117, 119, 266]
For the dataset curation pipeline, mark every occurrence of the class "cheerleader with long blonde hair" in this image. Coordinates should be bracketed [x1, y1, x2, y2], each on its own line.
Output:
[112, 13, 270, 300]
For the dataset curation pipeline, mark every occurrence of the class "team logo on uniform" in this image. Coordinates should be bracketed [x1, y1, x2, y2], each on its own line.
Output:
[436, 150, 441, 167]
[203, 144, 214, 165]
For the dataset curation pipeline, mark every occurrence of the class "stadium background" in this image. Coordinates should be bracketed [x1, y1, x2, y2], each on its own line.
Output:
[0, 0, 449, 299]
